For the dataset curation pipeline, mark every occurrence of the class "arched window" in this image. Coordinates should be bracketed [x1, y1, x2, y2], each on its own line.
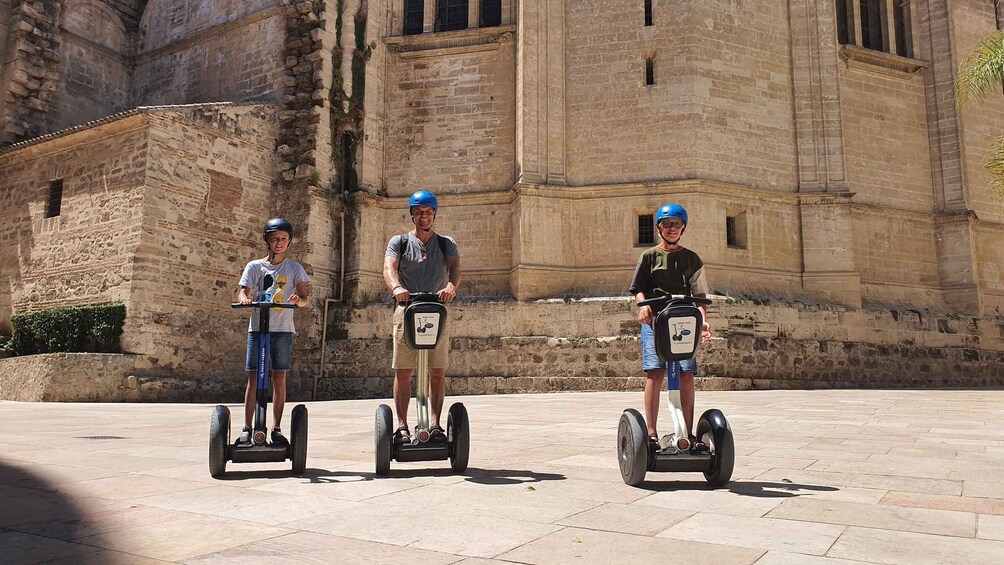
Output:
[437, 0, 468, 32]
[403, 0, 424, 35]
[481, 0, 502, 27]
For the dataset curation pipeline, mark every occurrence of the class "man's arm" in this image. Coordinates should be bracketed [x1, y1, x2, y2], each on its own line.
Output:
[439, 255, 461, 302]
[383, 256, 409, 302]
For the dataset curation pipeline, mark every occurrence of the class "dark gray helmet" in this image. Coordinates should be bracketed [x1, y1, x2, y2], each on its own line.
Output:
[262, 218, 293, 241]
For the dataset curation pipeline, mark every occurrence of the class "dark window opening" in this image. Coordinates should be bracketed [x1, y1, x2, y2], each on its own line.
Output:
[638, 215, 654, 245]
[997, 0, 1004, 31]
[859, 0, 886, 51]
[437, 0, 468, 32]
[726, 212, 748, 249]
[404, 0, 424, 35]
[835, 0, 853, 45]
[45, 179, 63, 218]
[644, 0, 653, 26]
[645, 57, 655, 85]
[481, 0, 502, 27]
[893, 1, 911, 57]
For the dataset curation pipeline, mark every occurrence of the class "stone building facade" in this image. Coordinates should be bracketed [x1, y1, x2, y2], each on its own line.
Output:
[0, 0, 1002, 399]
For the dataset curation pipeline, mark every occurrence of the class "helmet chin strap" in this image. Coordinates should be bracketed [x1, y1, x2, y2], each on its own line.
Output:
[658, 227, 684, 248]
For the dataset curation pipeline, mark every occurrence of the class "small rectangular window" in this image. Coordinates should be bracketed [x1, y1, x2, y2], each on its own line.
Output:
[726, 211, 748, 249]
[644, 0, 653, 26]
[638, 215, 654, 245]
[481, 0, 502, 27]
[645, 57, 655, 85]
[45, 179, 63, 218]
[404, 0, 424, 35]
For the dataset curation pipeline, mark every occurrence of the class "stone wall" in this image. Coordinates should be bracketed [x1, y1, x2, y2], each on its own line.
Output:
[0, 0, 64, 144]
[321, 297, 1004, 399]
[0, 113, 149, 331]
[0, 351, 293, 401]
[561, 0, 797, 189]
[382, 26, 516, 196]
[48, 0, 132, 131]
[132, 2, 285, 106]
[125, 104, 280, 379]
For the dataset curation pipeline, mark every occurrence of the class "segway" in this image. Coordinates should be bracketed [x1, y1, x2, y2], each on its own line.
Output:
[375, 292, 469, 475]
[617, 295, 734, 487]
[209, 275, 308, 477]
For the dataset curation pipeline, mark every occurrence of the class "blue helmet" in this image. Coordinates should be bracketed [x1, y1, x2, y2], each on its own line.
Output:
[409, 190, 438, 213]
[655, 203, 688, 226]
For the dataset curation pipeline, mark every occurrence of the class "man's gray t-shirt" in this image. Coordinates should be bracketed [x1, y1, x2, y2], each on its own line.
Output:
[385, 232, 460, 293]
[239, 258, 310, 333]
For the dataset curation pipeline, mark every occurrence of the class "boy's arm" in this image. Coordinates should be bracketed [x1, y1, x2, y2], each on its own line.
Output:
[237, 286, 252, 304]
[289, 281, 310, 307]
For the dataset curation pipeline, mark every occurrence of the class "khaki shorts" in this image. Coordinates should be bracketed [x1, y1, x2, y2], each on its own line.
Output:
[392, 304, 450, 370]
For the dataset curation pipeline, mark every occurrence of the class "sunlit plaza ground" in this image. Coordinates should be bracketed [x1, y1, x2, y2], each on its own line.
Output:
[1, 389, 1003, 564]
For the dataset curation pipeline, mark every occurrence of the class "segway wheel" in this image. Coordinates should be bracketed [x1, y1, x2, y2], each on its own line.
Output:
[697, 409, 735, 488]
[617, 408, 648, 486]
[209, 405, 230, 478]
[290, 404, 308, 475]
[448, 403, 470, 473]
[375, 404, 393, 476]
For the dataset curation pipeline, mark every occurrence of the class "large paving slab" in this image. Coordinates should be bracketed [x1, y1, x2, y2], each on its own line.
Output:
[1, 389, 1002, 564]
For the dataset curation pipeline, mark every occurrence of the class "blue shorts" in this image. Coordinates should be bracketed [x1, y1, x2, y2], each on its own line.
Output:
[245, 332, 294, 372]
[641, 323, 697, 374]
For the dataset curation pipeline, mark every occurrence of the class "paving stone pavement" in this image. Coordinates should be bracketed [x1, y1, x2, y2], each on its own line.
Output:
[1, 389, 1002, 564]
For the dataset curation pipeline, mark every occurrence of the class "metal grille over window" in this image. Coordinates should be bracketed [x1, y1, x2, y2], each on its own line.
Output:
[835, 0, 913, 57]
[404, 0, 424, 35]
[437, 0, 468, 32]
[45, 179, 63, 218]
[638, 215, 654, 245]
[481, 0, 502, 27]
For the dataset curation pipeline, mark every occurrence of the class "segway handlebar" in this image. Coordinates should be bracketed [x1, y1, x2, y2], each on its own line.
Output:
[638, 295, 713, 309]
[405, 292, 442, 304]
[231, 302, 298, 309]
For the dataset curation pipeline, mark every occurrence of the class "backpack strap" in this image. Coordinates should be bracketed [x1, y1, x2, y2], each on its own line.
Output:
[438, 234, 449, 258]
[397, 233, 408, 261]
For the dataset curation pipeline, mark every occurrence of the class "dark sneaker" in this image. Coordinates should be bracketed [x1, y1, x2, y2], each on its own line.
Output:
[271, 427, 289, 447]
[237, 426, 251, 446]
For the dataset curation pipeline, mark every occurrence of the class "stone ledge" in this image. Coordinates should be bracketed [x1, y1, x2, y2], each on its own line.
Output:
[840, 44, 927, 77]
[0, 353, 312, 402]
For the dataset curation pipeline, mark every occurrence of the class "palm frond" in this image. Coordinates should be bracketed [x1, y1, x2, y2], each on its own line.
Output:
[956, 31, 1004, 107]
[988, 134, 1004, 201]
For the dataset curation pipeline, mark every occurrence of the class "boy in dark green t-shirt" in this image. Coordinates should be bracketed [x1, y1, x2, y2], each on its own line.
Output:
[628, 203, 713, 448]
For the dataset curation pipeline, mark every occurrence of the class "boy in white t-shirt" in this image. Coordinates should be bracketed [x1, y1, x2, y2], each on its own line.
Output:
[236, 218, 310, 446]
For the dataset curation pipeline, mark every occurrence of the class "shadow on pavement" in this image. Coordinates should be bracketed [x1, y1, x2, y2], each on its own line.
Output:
[0, 458, 106, 560]
[636, 479, 839, 497]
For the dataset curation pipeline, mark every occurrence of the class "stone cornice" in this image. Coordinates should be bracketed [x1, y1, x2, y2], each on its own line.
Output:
[383, 25, 515, 58]
[839, 45, 927, 77]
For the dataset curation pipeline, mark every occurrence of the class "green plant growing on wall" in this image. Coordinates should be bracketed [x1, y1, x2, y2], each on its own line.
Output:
[956, 2, 1004, 200]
